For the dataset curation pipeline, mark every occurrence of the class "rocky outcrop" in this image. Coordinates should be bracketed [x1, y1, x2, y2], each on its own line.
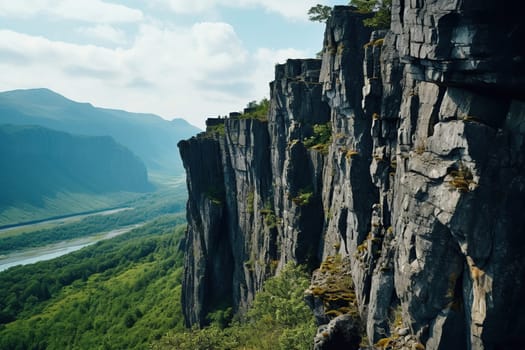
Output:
[179, 2, 525, 349]
[179, 59, 330, 326]
[362, 1, 525, 349]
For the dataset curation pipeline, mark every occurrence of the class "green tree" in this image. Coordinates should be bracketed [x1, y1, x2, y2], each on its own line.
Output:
[308, 4, 332, 23]
[153, 263, 316, 350]
[308, 1, 392, 28]
[352, 0, 392, 28]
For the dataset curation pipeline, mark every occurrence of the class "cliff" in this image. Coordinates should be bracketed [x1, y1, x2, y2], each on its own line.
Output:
[179, 2, 525, 349]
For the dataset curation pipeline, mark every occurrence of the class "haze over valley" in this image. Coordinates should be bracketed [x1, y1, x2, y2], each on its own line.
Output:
[0, 88, 199, 227]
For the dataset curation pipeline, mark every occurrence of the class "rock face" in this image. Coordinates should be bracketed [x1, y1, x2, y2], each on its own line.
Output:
[179, 59, 330, 326]
[179, 2, 525, 349]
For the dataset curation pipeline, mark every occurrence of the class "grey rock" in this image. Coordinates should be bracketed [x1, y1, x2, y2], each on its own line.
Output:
[313, 314, 362, 350]
[179, 3, 525, 350]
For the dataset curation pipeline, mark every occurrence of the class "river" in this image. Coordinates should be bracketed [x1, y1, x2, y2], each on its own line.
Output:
[0, 224, 142, 272]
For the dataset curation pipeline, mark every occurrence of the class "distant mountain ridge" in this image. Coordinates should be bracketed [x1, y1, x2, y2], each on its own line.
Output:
[0, 124, 152, 211]
[0, 88, 201, 174]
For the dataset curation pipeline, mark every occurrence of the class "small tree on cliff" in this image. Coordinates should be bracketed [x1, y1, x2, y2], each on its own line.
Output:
[308, 0, 392, 28]
[352, 0, 392, 28]
[307, 4, 332, 22]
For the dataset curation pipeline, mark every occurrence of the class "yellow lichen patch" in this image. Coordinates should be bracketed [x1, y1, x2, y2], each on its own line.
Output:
[325, 309, 342, 318]
[310, 286, 327, 296]
[460, 115, 481, 123]
[372, 38, 384, 46]
[470, 265, 484, 279]
[346, 150, 359, 159]
[448, 163, 477, 193]
[390, 158, 397, 169]
[308, 255, 357, 320]
[415, 143, 426, 155]
[375, 337, 393, 348]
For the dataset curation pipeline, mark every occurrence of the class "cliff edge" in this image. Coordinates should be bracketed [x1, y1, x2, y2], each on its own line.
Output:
[179, 2, 525, 349]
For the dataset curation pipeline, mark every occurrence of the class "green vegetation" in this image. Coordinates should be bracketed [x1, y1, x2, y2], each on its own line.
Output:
[0, 217, 187, 350]
[154, 263, 316, 350]
[247, 190, 255, 214]
[239, 99, 270, 122]
[292, 188, 314, 206]
[0, 191, 142, 228]
[206, 123, 226, 136]
[205, 186, 225, 205]
[308, 4, 332, 22]
[303, 122, 332, 155]
[0, 188, 186, 254]
[261, 201, 280, 229]
[308, 1, 392, 28]
[352, 0, 392, 28]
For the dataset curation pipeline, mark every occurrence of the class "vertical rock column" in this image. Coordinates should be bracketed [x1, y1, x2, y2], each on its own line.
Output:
[178, 134, 233, 327]
[267, 59, 330, 271]
[319, 6, 377, 313]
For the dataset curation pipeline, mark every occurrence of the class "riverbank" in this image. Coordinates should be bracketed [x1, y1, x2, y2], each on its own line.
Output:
[0, 223, 142, 272]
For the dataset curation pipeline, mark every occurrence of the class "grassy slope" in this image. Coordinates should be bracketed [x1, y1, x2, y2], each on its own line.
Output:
[0, 191, 143, 227]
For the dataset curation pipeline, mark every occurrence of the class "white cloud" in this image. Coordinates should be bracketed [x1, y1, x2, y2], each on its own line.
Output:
[0, 20, 304, 128]
[163, 0, 329, 20]
[0, 0, 143, 23]
[77, 25, 127, 44]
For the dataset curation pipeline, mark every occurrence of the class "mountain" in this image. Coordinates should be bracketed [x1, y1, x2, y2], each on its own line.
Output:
[0, 88, 201, 174]
[179, 3, 525, 350]
[0, 124, 152, 225]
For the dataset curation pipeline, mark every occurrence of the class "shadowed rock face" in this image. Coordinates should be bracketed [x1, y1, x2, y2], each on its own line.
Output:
[179, 2, 525, 349]
[179, 59, 330, 327]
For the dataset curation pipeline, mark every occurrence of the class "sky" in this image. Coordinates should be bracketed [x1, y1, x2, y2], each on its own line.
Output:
[0, 0, 342, 128]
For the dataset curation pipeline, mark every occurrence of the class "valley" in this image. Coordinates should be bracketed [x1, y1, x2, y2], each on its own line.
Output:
[0, 223, 142, 272]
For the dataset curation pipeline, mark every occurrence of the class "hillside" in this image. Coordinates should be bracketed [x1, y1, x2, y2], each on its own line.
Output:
[0, 124, 152, 226]
[0, 88, 200, 174]
[0, 216, 187, 350]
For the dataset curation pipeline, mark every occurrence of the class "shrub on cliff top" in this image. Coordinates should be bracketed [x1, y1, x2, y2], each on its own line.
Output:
[308, 1, 392, 29]
[352, 0, 391, 28]
[240, 98, 270, 122]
